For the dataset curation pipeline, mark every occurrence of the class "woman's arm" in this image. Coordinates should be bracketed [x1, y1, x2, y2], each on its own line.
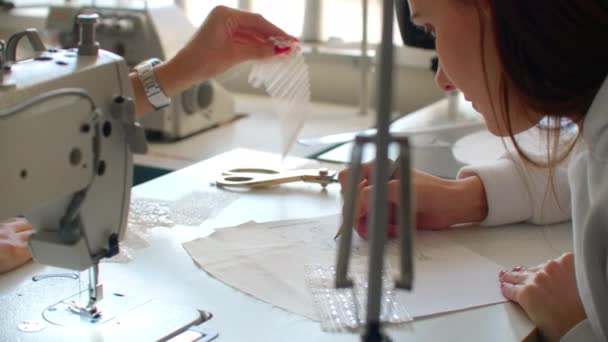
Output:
[338, 163, 488, 238]
[458, 150, 571, 226]
[0, 218, 32, 274]
[129, 6, 296, 118]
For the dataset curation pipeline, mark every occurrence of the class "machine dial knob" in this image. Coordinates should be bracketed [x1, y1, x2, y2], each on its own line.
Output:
[196, 81, 214, 109]
[182, 81, 215, 115]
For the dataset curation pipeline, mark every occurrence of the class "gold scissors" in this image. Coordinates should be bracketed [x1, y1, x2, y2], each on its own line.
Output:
[216, 168, 339, 189]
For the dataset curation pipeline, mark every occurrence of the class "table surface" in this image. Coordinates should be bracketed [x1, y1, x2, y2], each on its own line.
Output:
[0, 148, 573, 342]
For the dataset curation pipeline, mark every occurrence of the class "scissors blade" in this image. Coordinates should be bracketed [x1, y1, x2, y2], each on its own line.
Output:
[217, 168, 339, 188]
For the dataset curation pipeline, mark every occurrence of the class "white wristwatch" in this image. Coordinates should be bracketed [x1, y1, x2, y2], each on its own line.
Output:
[134, 58, 171, 110]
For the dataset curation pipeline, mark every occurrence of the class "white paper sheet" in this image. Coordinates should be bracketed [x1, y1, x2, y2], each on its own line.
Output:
[182, 215, 507, 320]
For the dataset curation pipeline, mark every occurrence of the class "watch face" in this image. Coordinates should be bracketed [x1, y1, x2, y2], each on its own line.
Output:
[149, 58, 162, 66]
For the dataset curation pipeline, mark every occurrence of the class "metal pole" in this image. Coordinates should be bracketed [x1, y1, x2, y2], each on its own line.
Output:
[359, 0, 370, 115]
[395, 138, 414, 291]
[447, 90, 459, 121]
[301, 0, 323, 43]
[237, 0, 252, 11]
[364, 0, 395, 340]
[0, 40, 5, 85]
[174, 0, 187, 11]
[87, 263, 100, 309]
[335, 140, 365, 288]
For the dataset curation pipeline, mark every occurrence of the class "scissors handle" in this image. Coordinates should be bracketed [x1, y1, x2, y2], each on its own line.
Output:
[216, 168, 337, 188]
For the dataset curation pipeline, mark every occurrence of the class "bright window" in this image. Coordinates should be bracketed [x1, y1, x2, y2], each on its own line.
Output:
[182, 0, 402, 45]
[182, 0, 239, 25]
[250, 0, 306, 38]
[322, 0, 377, 43]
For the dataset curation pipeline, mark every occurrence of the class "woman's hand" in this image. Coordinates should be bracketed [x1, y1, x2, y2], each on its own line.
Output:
[0, 217, 33, 274]
[132, 6, 297, 116]
[337, 161, 377, 188]
[338, 164, 488, 239]
[354, 171, 461, 238]
[337, 162, 397, 239]
[156, 6, 297, 98]
[500, 253, 586, 342]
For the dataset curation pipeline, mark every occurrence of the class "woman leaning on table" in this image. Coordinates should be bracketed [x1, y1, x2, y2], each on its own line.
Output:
[339, 0, 608, 341]
[0, 6, 296, 275]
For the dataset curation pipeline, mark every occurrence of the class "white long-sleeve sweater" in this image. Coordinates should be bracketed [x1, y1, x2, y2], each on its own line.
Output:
[456, 76, 608, 341]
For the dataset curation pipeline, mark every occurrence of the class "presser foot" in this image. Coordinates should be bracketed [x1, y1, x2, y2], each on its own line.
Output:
[67, 300, 102, 320]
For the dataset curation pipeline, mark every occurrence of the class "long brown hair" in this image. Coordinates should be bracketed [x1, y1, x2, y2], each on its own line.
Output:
[483, 0, 608, 167]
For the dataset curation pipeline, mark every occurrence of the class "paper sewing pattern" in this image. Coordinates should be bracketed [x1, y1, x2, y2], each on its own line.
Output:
[182, 214, 507, 321]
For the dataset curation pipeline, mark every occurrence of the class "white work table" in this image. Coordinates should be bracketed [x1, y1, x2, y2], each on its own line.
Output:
[0, 148, 572, 341]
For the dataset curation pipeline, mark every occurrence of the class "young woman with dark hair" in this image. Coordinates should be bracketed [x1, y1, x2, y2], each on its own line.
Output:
[339, 0, 608, 340]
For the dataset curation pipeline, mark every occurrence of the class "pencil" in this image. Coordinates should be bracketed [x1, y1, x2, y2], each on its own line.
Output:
[334, 227, 343, 240]
[334, 158, 400, 240]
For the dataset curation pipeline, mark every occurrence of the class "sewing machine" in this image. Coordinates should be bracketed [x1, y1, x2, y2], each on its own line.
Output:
[46, 2, 236, 141]
[0, 18, 215, 340]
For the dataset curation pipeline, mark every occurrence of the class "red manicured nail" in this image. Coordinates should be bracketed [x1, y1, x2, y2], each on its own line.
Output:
[499, 270, 506, 277]
[274, 46, 291, 55]
[387, 224, 398, 238]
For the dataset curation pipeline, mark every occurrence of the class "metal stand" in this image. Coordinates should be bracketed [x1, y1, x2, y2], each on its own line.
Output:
[362, 322, 391, 342]
[335, 1, 414, 341]
[359, 0, 370, 115]
[0, 39, 5, 85]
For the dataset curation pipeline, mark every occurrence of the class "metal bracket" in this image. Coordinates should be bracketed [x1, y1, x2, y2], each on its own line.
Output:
[4, 28, 47, 64]
[0, 39, 5, 67]
[333, 1, 413, 341]
[334, 134, 414, 290]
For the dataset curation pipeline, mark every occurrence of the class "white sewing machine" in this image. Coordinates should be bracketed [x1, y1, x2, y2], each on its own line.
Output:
[0, 18, 215, 340]
[46, 2, 235, 141]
